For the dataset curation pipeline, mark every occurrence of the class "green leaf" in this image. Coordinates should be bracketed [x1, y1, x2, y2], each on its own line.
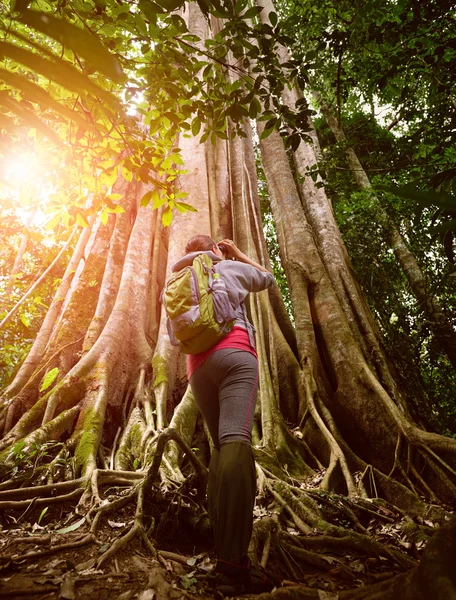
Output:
[162, 111, 181, 126]
[19, 314, 30, 328]
[56, 516, 85, 534]
[154, 0, 185, 11]
[264, 117, 277, 130]
[243, 6, 263, 18]
[0, 91, 61, 144]
[100, 208, 109, 225]
[122, 167, 133, 182]
[40, 367, 60, 392]
[20, 10, 124, 82]
[269, 11, 278, 26]
[138, 0, 161, 23]
[37, 507, 48, 525]
[191, 117, 201, 136]
[46, 213, 61, 230]
[76, 213, 89, 227]
[379, 185, 456, 210]
[0, 42, 121, 113]
[290, 134, 301, 151]
[234, 0, 248, 15]
[0, 69, 95, 132]
[153, 194, 168, 208]
[175, 201, 198, 213]
[140, 190, 153, 206]
[260, 127, 274, 140]
[99, 168, 118, 188]
[249, 97, 261, 119]
[162, 205, 173, 226]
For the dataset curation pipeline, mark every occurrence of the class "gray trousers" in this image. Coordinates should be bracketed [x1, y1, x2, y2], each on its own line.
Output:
[189, 349, 259, 564]
[189, 348, 259, 448]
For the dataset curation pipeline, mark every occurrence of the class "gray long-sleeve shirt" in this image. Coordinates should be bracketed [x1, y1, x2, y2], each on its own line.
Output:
[172, 251, 275, 333]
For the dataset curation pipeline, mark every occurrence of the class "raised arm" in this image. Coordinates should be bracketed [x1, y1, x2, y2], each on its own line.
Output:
[217, 239, 271, 273]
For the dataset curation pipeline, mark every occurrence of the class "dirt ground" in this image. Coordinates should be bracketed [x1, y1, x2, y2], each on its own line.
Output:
[0, 495, 413, 600]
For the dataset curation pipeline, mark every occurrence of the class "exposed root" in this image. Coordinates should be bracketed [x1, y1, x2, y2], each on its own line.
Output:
[307, 491, 368, 532]
[349, 498, 395, 523]
[0, 405, 80, 468]
[158, 550, 190, 565]
[260, 516, 275, 569]
[0, 584, 58, 596]
[5, 534, 51, 547]
[3, 534, 95, 563]
[360, 464, 378, 497]
[142, 428, 208, 499]
[302, 367, 360, 497]
[86, 428, 208, 567]
[258, 466, 416, 570]
[89, 485, 139, 533]
[268, 486, 313, 535]
[0, 477, 85, 501]
[110, 426, 122, 469]
[0, 488, 84, 511]
[279, 540, 333, 571]
[97, 521, 144, 568]
[96, 466, 156, 567]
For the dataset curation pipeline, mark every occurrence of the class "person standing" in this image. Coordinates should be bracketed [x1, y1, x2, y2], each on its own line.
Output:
[171, 235, 275, 594]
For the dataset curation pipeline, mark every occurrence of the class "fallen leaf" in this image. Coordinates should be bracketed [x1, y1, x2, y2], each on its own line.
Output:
[56, 517, 85, 535]
[138, 590, 156, 600]
[318, 591, 339, 599]
[108, 520, 126, 528]
[59, 574, 75, 600]
[350, 560, 365, 573]
[75, 557, 96, 571]
[46, 559, 64, 570]
[321, 555, 340, 565]
[117, 592, 134, 600]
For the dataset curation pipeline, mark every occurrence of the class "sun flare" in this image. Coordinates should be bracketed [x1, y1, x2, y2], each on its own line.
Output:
[6, 151, 41, 183]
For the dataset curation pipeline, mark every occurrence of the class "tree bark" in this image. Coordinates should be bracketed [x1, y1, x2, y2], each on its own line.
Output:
[1, 5, 456, 592]
[317, 100, 456, 370]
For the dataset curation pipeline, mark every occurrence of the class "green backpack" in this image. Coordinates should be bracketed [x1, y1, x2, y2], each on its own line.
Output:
[162, 253, 237, 355]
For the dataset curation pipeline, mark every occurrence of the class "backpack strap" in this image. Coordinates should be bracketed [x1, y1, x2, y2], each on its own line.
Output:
[241, 302, 256, 349]
[198, 254, 216, 291]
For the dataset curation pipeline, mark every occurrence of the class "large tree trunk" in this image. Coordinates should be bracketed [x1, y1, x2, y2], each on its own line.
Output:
[1, 3, 455, 597]
[318, 99, 456, 371]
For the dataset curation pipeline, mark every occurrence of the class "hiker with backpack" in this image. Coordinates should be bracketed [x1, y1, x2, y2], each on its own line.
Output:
[162, 234, 275, 594]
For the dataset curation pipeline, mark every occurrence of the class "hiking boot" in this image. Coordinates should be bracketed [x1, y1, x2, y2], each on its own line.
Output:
[243, 560, 274, 594]
[213, 558, 274, 596]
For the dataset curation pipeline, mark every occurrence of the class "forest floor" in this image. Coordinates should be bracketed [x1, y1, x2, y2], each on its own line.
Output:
[0, 493, 431, 600]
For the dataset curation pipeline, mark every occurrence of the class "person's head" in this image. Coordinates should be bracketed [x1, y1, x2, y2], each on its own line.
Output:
[185, 235, 223, 258]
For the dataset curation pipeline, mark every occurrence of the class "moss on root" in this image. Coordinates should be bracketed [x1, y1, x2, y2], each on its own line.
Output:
[152, 355, 168, 388]
[74, 408, 104, 477]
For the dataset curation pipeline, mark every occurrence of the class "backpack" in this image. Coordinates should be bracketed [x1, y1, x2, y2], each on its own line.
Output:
[161, 253, 238, 355]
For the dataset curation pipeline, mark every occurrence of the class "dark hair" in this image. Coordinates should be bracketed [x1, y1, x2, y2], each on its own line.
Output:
[185, 235, 216, 253]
